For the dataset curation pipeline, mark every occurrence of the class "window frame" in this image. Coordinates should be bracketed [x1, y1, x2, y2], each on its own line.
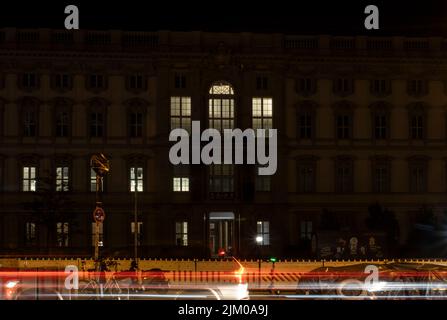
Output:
[175, 221, 188, 246]
[297, 158, 317, 193]
[256, 220, 270, 246]
[22, 165, 37, 192]
[170, 96, 192, 133]
[56, 222, 69, 247]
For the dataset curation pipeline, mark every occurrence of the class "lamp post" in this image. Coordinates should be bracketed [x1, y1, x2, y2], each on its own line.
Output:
[133, 168, 138, 268]
[90, 153, 110, 270]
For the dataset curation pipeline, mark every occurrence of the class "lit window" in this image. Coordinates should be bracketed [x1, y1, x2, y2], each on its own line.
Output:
[22, 166, 37, 192]
[252, 97, 273, 136]
[56, 166, 70, 192]
[131, 222, 143, 245]
[56, 222, 69, 247]
[175, 221, 188, 246]
[173, 177, 189, 192]
[170, 97, 191, 133]
[209, 82, 234, 95]
[90, 168, 104, 192]
[130, 167, 144, 192]
[256, 221, 270, 246]
[209, 82, 234, 132]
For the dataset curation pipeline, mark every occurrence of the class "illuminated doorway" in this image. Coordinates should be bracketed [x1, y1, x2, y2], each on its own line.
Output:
[209, 212, 234, 256]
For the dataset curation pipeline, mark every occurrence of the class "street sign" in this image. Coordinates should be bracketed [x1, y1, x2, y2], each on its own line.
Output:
[93, 207, 105, 222]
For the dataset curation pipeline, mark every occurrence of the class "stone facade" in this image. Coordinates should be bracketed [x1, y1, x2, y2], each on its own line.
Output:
[0, 29, 447, 258]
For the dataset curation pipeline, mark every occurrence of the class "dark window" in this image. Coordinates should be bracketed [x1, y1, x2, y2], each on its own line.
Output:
[25, 222, 37, 246]
[335, 159, 353, 193]
[128, 74, 146, 91]
[333, 78, 354, 96]
[373, 163, 390, 193]
[90, 112, 104, 137]
[23, 109, 37, 137]
[298, 162, 316, 193]
[374, 113, 388, 139]
[298, 111, 313, 139]
[408, 79, 428, 96]
[22, 73, 38, 89]
[129, 112, 143, 137]
[370, 79, 391, 96]
[209, 164, 234, 193]
[256, 165, 271, 192]
[88, 74, 106, 90]
[256, 76, 268, 90]
[55, 110, 70, 137]
[410, 162, 427, 193]
[54, 74, 72, 90]
[296, 78, 316, 96]
[300, 221, 313, 240]
[336, 114, 352, 139]
[410, 114, 425, 139]
[174, 74, 186, 89]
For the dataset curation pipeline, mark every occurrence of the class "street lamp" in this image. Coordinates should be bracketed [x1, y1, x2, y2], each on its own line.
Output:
[90, 153, 110, 270]
[256, 236, 263, 244]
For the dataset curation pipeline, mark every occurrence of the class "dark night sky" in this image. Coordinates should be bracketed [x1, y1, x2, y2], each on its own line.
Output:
[0, 1, 447, 36]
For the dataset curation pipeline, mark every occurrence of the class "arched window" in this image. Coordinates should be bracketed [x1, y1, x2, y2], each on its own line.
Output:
[208, 81, 234, 131]
[208, 82, 235, 198]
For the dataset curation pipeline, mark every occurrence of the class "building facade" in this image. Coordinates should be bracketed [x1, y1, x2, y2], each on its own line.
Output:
[1, 29, 447, 258]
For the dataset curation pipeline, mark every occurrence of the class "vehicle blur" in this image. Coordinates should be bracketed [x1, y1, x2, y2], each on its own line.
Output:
[0, 257, 249, 300]
[295, 262, 447, 299]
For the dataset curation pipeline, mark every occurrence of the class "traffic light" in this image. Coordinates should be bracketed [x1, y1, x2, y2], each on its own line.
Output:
[269, 257, 277, 263]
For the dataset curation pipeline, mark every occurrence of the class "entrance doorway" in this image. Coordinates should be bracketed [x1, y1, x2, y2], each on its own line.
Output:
[209, 212, 234, 256]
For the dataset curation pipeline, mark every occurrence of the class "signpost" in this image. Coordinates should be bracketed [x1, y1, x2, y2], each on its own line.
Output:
[90, 153, 110, 271]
